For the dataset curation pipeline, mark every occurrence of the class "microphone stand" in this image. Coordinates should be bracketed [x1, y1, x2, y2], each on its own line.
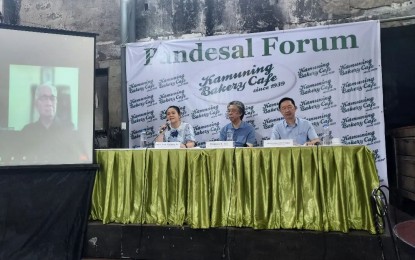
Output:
[152, 130, 165, 145]
[151, 122, 170, 145]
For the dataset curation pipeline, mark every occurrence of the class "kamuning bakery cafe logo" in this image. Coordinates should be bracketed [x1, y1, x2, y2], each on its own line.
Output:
[307, 113, 334, 128]
[129, 80, 155, 93]
[130, 110, 157, 125]
[299, 79, 335, 95]
[339, 59, 377, 76]
[130, 127, 153, 140]
[262, 117, 280, 129]
[131, 129, 141, 140]
[341, 77, 377, 93]
[245, 105, 258, 118]
[159, 90, 188, 104]
[298, 62, 334, 78]
[129, 95, 157, 108]
[371, 148, 385, 162]
[191, 105, 222, 119]
[262, 102, 279, 114]
[341, 113, 379, 128]
[193, 122, 221, 135]
[299, 96, 336, 111]
[342, 130, 380, 146]
[340, 97, 378, 113]
[179, 106, 189, 117]
[159, 74, 188, 88]
[189, 62, 296, 104]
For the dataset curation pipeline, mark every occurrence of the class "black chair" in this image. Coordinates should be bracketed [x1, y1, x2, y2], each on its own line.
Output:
[371, 185, 400, 260]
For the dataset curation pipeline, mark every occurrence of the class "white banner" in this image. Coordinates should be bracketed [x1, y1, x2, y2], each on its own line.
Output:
[126, 20, 386, 185]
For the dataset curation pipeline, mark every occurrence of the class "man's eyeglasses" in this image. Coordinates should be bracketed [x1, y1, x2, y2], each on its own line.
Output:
[280, 105, 295, 111]
[227, 109, 240, 114]
[37, 95, 57, 102]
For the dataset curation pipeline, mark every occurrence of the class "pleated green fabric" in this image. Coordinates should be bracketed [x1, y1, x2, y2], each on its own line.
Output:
[90, 146, 379, 234]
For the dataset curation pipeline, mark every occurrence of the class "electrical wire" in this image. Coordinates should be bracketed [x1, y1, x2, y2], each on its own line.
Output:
[222, 146, 237, 260]
[135, 146, 149, 259]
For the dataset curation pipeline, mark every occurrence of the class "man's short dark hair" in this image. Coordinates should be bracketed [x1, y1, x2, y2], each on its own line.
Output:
[278, 97, 296, 109]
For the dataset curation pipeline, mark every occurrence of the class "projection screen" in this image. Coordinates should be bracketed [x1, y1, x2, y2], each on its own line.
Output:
[0, 24, 96, 166]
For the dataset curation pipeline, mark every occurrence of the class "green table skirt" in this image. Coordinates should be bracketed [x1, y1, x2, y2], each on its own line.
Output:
[91, 145, 379, 233]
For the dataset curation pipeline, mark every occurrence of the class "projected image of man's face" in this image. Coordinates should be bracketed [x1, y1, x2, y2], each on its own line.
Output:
[35, 85, 57, 120]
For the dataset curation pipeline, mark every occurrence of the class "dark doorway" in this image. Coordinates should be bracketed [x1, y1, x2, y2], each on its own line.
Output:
[381, 24, 415, 130]
[381, 23, 415, 212]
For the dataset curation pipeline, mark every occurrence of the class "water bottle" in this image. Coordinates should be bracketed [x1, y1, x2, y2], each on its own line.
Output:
[226, 129, 233, 142]
[140, 130, 147, 148]
[322, 124, 331, 145]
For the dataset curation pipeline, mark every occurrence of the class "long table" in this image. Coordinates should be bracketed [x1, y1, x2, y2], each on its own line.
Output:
[91, 145, 379, 234]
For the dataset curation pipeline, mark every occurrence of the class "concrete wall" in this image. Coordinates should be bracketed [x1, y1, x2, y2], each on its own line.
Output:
[3, 0, 415, 128]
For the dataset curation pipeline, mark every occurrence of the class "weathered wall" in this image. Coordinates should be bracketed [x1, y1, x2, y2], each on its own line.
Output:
[3, 0, 415, 127]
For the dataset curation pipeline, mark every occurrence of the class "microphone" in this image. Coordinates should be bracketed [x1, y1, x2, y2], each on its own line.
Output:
[159, 120, 170, 133]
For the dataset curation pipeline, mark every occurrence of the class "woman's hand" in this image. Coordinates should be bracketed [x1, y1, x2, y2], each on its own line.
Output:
[181, 141, 195, 148]
[159, 123, 169, 133]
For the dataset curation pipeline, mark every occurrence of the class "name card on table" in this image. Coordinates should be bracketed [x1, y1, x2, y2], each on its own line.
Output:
[154, 142, 181, 149]
[263, 139, 294, 147]
[205, 141, 234, 148]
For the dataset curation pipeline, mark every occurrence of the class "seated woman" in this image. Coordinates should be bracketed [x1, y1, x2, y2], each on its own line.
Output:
[155, 105, 196, 148]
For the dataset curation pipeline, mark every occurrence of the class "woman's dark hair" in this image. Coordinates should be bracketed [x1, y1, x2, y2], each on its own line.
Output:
[166, 105, 181, 116]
